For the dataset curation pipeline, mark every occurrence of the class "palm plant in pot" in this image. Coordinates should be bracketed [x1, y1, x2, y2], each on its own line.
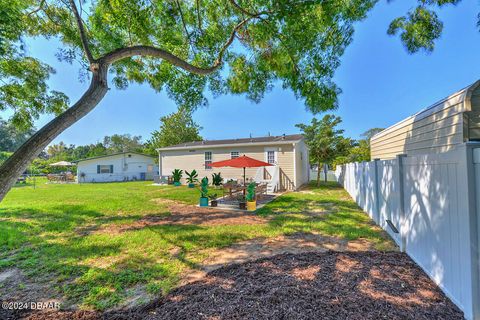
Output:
[185, 170, 199, 188]
[246, 182, 257, 211]
[211, 172, 223, 189]
[208, 193, 218, 207]
[199, 177, 209, 207]
[172, 169, 183, 186]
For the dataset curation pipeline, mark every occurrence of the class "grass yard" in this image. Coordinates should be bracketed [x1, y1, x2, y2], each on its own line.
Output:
[0, 180, 395, 310]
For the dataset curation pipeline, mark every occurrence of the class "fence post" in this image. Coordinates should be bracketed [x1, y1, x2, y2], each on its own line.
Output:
[373, 159, 380, 224]
[467, 144, 480, 320]
[396, 154, 407, 252]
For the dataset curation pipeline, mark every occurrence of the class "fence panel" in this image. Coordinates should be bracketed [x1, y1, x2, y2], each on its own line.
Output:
[377, 159, 402, 245]
[402, 152, 472, 316]
[335, 145, 479, 320]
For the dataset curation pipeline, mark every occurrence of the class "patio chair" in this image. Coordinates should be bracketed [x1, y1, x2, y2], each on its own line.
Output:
[65, 173, 76, 182]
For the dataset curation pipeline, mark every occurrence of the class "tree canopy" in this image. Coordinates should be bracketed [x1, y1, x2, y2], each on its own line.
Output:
[0, 118, 36, 152]
[146, 107, 202, 153]
[387, 0, 463, 53]
[46, 134, 145, 161]
[296, 115, 351, 184]
[1, 0, 377, 130]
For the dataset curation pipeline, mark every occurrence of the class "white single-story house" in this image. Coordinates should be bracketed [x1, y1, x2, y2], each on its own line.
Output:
[157, 134, 310, 191]
[75, 152, 158, 183]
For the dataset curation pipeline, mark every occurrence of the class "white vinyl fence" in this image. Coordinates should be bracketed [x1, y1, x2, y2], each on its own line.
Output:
[335, 143, 480, 320]
[309, 169, 337, 182]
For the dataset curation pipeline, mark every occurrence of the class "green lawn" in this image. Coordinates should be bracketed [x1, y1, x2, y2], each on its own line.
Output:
[0, 180, 395, 310]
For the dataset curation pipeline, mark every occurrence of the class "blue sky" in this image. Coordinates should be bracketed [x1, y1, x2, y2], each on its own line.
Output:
[8, 0, 480, 145]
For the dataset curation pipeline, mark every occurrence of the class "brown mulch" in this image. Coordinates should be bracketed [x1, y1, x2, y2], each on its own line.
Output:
[7, 251, 462, 320]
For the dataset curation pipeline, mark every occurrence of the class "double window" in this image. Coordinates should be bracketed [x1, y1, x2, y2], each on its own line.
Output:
[230, 151, 239, 159]
[97, 165, 113, 174]
[205, 152, 212, 170]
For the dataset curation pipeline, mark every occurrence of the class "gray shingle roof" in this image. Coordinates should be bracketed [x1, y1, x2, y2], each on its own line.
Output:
[159, 134, 303, 150]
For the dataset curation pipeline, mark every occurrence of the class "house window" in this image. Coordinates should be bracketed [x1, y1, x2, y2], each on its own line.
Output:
[205, 152, 212, 170]
[231, 151, 239, 159]
[267, 151, 276, 164]
[97, 165, 113, 174]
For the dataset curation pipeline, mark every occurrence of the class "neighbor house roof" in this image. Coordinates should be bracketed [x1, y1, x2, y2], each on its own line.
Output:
[157, 134, 304, 151]
[74, 151, 155, 163]
[371, 80, 480, 141]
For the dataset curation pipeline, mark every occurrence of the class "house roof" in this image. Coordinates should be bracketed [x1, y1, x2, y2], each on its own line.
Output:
[74, 151, 155, 163]
[157, 134, 304, 151]
[371, 80, 480, 141]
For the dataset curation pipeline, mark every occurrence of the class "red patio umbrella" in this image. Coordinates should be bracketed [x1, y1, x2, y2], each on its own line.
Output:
[210, 155, 273, 185]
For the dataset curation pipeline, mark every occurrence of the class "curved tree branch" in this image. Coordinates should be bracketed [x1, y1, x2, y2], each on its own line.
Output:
[229, 0, 272, 17]
[27, 0, 46, 16]
[100, 17, 252, 74]
[68, 0, 95, 63]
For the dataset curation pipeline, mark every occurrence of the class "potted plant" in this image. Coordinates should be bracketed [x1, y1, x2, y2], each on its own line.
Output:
[185, 170, 199, 188]
[246, 182, 256, 211]
[209, 193, 218, 207]
[172, 169, 183, 186]
[211, 172, 223, 189]
[199, 177, 209, 207]
[237, 194, 247, 210]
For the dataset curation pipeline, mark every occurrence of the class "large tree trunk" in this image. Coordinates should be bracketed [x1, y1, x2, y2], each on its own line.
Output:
[0, 65, 109, 202]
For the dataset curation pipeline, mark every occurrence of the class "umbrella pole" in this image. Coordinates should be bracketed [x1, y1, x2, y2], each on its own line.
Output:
[243, 167, 246, 196]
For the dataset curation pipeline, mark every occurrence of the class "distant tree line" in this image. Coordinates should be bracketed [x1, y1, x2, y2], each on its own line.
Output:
[0, 108, 203, 174]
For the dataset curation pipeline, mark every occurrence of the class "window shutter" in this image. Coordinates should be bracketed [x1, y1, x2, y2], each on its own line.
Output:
[110, 165, 114, 173]
[97, 165, 100, 174]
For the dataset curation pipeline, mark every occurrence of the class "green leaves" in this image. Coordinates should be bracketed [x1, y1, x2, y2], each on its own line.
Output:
[296, 114, 349, 166]
[388, 6, 443, 53]
[145, 106, 202, 152]
[0, 56, 69, 130]
[387, 0, 462, 54]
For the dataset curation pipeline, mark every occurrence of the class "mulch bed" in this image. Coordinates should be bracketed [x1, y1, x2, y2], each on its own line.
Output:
[6, 251, 463, 320]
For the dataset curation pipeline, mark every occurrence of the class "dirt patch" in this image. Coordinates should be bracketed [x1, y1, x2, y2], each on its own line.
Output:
[17, 252, 463, 320]
[0, 268, 63, 320]
[80, 200, 268, 236]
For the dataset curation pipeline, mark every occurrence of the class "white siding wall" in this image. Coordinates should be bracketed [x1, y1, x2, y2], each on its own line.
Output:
[371, 82, 480, 160]
[294, 140, 310, 187]
[77, 153, 157, 183]
[336, 144, 480, 320]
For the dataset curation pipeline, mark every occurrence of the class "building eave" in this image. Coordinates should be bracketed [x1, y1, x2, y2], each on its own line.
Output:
[156, 139, 303, 152]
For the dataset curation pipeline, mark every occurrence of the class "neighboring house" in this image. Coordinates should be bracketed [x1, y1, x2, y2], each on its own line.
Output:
[371, 80, 480, 159]
[157, 134, 309, 191]
[75, 152, 158, 183]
